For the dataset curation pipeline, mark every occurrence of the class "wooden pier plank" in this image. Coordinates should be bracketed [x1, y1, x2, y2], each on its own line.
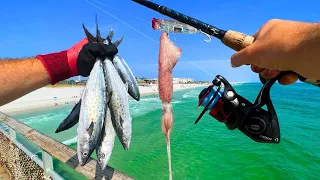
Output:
[0, 112, 134, 180]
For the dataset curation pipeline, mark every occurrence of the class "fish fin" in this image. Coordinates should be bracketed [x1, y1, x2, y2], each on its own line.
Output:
[125, 82, 128, 91]
[82, 24, 96, 43]
[87, 121, 94, 137]
[105, 87, 112, 105]
[119, 114, 124, 128]
[114, 37, 124, 47]
[95, 15, 104, 43]
[106, 29, 114, 44]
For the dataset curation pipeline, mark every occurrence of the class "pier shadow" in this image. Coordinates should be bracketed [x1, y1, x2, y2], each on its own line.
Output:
[95, 162, 115, 180]
[65, 154, 80, 169]
[66, 154, 115, 180]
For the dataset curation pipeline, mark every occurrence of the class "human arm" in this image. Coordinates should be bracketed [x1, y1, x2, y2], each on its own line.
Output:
[0, 38, 118, 106]
[230, 19, 320, 85]
[0, 57, 50, 106]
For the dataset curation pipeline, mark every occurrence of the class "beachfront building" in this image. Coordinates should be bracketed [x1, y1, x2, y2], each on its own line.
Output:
[143, 79, 158, 84]
[138, 77, 196, 84]
[173, 78, 195, 84]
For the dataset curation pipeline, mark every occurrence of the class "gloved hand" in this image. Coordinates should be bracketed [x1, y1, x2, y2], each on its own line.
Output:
[36, 38, 118, 84]
[76, 41, 118, 77]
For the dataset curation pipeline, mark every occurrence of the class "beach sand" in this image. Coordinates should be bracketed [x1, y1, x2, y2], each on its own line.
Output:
[0, 83, 207, 115]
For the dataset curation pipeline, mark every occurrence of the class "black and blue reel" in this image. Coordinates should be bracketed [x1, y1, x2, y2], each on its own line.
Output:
[195, 74, 282, 144]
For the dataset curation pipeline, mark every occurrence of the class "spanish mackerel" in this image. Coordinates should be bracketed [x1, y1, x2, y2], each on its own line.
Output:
[77, 59, 107, 165]
[104, 59, 132, 150]
[96, 106, 116, 170]
[113, 55, 140, 101]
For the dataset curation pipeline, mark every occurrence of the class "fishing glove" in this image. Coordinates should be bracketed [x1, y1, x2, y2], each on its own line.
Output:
[36, 38, 118, 85]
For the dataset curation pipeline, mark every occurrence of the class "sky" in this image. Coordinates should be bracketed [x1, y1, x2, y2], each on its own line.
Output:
[0, 0, 319, 82]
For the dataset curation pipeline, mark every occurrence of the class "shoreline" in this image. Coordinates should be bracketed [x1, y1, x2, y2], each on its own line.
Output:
[0, 83, 207, 116]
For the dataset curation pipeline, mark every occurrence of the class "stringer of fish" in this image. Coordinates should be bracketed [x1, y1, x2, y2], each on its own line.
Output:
[56, 16, 135, 170]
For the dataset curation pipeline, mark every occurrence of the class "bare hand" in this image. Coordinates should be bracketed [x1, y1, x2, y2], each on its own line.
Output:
[230, 19, 320, 85]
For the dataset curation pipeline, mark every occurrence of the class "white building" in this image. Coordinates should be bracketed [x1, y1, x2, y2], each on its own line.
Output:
[172, 78, 195, 84]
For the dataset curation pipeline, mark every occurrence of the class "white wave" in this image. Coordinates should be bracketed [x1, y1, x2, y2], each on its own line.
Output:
[182, 90, 199, 98]
[62, 136, 78, 146]
[171, 100, 181, 104]
[230, 82, 248, 86]
[20, 114, 57, 126]
[140, 97, 160, 102]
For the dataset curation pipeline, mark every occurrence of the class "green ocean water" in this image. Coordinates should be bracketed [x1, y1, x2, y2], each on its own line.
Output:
[5, 83, 320, 180]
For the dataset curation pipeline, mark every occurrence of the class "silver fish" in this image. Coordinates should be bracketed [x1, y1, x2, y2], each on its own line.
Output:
[77, 59, 107, 165]
[96, 106, 116, 170]
[113, 55, 140, 101]
[104, 59, 132, 150]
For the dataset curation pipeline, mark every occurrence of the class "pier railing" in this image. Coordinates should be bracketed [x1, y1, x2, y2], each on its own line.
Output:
[0, 111, 134, 180]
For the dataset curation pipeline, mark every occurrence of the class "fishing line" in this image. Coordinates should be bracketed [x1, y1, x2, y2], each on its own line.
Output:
[186, 60, 215, 77]
[85, 0, 158, 44]
[85, 0, 214, 77]
[89, 0, 151, 25]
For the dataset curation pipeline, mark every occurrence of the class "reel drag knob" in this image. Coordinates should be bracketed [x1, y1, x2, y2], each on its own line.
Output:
[245, 116, 267, 135]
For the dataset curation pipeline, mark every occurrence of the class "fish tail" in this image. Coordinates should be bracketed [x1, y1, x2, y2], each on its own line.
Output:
[55, 100, 81, 133]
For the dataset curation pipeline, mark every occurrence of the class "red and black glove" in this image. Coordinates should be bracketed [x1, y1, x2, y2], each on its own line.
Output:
[36, 38, 118, 84]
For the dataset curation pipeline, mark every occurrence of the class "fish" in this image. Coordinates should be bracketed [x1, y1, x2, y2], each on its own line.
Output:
[104, 59, 132, 150]
[77, 59, 107, 165]
[113, 55, 140, 101]
[55, 99, 81, 133]
[158, 31, 182, 180]
[96, 106, 116, 170]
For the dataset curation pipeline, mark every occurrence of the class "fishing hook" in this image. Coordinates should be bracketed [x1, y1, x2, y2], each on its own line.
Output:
[199, 30, 211, 42]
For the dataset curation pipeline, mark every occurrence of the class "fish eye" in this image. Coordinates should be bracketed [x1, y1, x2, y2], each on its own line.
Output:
[100, 154, 105, 159]
[83, 152, 88, 157]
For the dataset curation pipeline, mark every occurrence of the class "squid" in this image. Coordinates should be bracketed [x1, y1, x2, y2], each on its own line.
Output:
[158, 31, 182, 180]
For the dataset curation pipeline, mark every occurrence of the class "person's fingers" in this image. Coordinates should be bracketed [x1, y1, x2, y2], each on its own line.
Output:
[278, 73, 298, 85]
[231, 30, 260, 67]
[251, 65, 264, 73]
[261, 69, 281, 79]
[230, 45, 255, 67]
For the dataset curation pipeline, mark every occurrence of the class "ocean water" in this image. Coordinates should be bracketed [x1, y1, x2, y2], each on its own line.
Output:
[6, 83, 320, 180]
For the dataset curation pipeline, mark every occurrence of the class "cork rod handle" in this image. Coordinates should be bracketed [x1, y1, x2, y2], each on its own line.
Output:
[221, 30, 255, 51]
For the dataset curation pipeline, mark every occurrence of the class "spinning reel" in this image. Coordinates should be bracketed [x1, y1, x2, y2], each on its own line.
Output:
[195, 73, 283, 143]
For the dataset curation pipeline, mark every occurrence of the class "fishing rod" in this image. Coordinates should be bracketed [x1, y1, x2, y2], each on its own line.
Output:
[131, 0, 254, 52]
[131, 0, 320, 87]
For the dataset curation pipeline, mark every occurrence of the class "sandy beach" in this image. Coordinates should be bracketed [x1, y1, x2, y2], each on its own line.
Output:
[0, 83, 207, 115]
